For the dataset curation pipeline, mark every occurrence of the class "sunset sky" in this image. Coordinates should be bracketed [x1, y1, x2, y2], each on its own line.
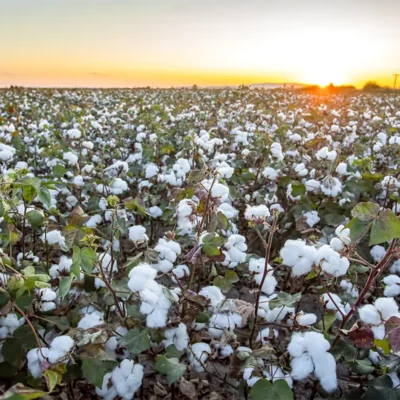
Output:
[1, 0, 399, 88]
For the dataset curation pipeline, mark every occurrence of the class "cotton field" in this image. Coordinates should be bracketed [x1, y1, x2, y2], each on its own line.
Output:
[0, 87, 400, 399]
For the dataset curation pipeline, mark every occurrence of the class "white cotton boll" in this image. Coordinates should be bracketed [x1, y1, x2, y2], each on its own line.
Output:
[358, 304, 382, 325]
[390, 260, 400, 274]
[330, 237, 344, 252]
[41, 302, 57, 312]
[63, 151, 79, 166]
[303, 211, 320, 228]
[262, 167, 278, 180]
[305, 179, 321, 193]
[27, 348, 50, 379]
[295, 312, 317, 326]
[280, 240, 317, 276]
[85, 214, 102, 228]
[78, 311, 104, 330]
[321, 176, 342, 197]
[316, 147, 337, 161]
[219, 344, 233, 358]
[316, 245, 349, 277]
[375, 297, 399, 320]
[271, 142, 284, 161]
[41, 230, 66, 247]
[111, 359, 144, 400]
[82, 141, 94, 150]
[171, 264, 189, 283]
[209, 313, 236, 338]
[48, 335, 74, 363]
[383, 276, 400, 297]
[370, 245, 386, 263]
[266, 306, 294, 324]
[199, 286, 225, 308]
[336, 162, 349, 175]
[39, 288, 57, 302]
[218, 203, 238, 219]
[145, 163, 159, 179]
[369, 350, 381, 365]
[288, 333, 306, 358]
[128, 225, 148, 242]
[188, 343, 211, 372]
[312, 352, 338, 393]
[371, 324, 385, 340]
[211, 183, 230, 202]
[340, 280, 359, 297]
[256, 327, 278, 344]
[163, 323, 189, 351]
[244, 204, 270, 221]
[303, 332, 330, 358]
[148, 206, 162, 218]
[290, 353, 314, 380]
[128, 263, 157, 292]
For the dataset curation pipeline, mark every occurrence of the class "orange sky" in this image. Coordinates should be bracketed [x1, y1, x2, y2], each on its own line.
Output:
[1, 0, 399, 88]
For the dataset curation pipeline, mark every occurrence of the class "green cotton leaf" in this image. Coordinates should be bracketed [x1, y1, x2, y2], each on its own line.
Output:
[213, 276, 233, 293]
[347, 217, 372, 243]
[58, 276, 72, 299]
[0, 383, 47, 399]
[53, 165, 67, 178]
[374, 339, 391, 355]
[316, 311, 337, 333]
[370, 209, 400, 246]
[22, 266, 35, 276]
[120, 328, 150, 357]
[216, 211, 229, 230]
[43, 369, 59, 393]
[268, 292, 302, 310]
[165, 344, 184, 359]
[351, 202, 380, 222]
[202, 233, 226, 247]
[155, 355, 186, 385]
[81, 359, 117, 389]
[251, 379, 294, 400]
[37, 187, 51, 206]
[72, 246, 97, 274]
[22, 185, 37, 204]
[225, 270, 239, 283]
[70, 262, 81, 279]
[291, 183, 306, 197]
[202, 244, 221, 256]
[2, 338, 23, 367]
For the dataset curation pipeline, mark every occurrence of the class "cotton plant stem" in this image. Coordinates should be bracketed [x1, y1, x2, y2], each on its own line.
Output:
[331, 239, 397, 348]
[249, 216, 278, 349]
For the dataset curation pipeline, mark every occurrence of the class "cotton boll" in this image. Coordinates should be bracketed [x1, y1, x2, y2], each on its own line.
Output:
[303, 211, 320, 228]
[27, 348, 50, 379]
[370, 245, 386, 263]
[209, 313, 236, 338]
[163, 323, 189, 351]
[211, 183, 230, 202]
[128, 225, 148, 242]
[199, 286, 225, 308]
[188, 343, 211, 372]
[39, 288, 57, 302]
[371, 324, 385, 340]
[316, 245, 349, 277]
[330, 237, 344, 252]
[295, 312, 317, 326]
[374, 297, 399, 320]
[290, 353, 314, 380]
[288, 333, 306, 358]
[128, 263, 157, 292]
[303, 332, 330, 358]
[280, 240, 317, 276]
[256, 327, 278, 344]
[78, 311, 104, 330]
[244, 205, 270, 221]
[171, 264, 189, 283]
[312, 352, 338, 393]
[48, 335, 74, 363]
[145, 164, 159, 179]
[111, 359, 144, 400]
[358, 304, 382, 325]
[219, 344, 233, 358]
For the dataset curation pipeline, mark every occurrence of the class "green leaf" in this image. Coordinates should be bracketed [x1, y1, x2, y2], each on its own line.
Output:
[374, 339, 391, 355]
[1, 338, 23, 367]
[81, 359, 117, 389]
[59, 276, 71, 299]
[202, 244, 221, 256]
[22, 185, 37, 204]
[216, 212, 229, 230]
[37, 187, 51, 207]
[269, 292, 301, 310]
[213, 276, 233, 293]
[120, 329, 150, 357]
[72, 246, 97, 274]
[225, 270, 239, 283]
[316, 311, 337, 332]
[43, 369, 59, 392]
[155, 355, 186, 385]
[370, 209, 400, 245]
[347, 217, 372, 243]
[251, 379, 294, 400]
[165, 344, 184, 359]
[13, 324, 39, 350]
[351, 202, 380, 222]
[70, 262, 81, 279]
[305, 270, 317, 280]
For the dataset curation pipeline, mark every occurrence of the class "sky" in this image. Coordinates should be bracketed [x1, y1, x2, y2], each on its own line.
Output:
[0, 0, 399, 88]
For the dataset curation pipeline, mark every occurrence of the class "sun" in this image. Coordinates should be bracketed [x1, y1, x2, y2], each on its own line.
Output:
[301, 64, 348, 87]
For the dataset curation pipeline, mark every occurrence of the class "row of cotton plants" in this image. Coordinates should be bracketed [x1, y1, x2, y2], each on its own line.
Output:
[0, 87, 399, 399]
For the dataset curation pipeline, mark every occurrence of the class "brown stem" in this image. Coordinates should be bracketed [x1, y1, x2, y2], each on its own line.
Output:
[249, 216, 278, 348]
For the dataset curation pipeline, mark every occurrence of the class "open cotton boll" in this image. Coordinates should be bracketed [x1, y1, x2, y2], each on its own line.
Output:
[316, 146, 337, 161]
[152, 238, 181, 273]
[162, 323, 189, 351]
[321, 293, 349, 320]
[111, 359, 144, 400]
[219, 344, 234, 358]
[302, 211, 320, 227]
[303, 331, 330, 357]
[270, 142, 284, 161]
[358, 304, 381, 325]
[128, 263, 157, 292]
[39, 288, 57, 302]
[199, 286, 225, 308]
[280, 240, 317, 276]
[256, 327, 278, 344]
[148, 206, 162, 218]
[0, 313, 25, 338]
[335, 225, 351, 245]
[128, 225, 148, 242]
[370, 245, 386, 263]
[145, 163, 159, 179]
[48, 335, 74, 363]
[315, 245, 349, 277]
[321, 176, 342, 197]
[63, 151, 78, 166]
[211, 183, 230, 202]
[27, 348, 50, 379]
[171, 264, 189, 283]
[295, 312, 317, 326]
[85, 214, 102, 228]
[208, 313, 236, 338]
[374, 297, 399, 321]
[290, 353, 314, 380]
[383, 275, 400, 297]
[244, 204, 270, 221]
[41, 230, 66, 248]
[218, 203, 238, 219]
[78, 310, 104, 330]
[188, 343, 211, 372]
[340, 280, 359, 297]
[288, 333, 306, 358]
[312, 352, 338, 393]
[249, 258, 277, 295]
[262, 167, 278, 180]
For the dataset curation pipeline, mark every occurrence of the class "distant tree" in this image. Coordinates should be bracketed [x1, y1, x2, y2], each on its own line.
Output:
[363, 81, 382, 91]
